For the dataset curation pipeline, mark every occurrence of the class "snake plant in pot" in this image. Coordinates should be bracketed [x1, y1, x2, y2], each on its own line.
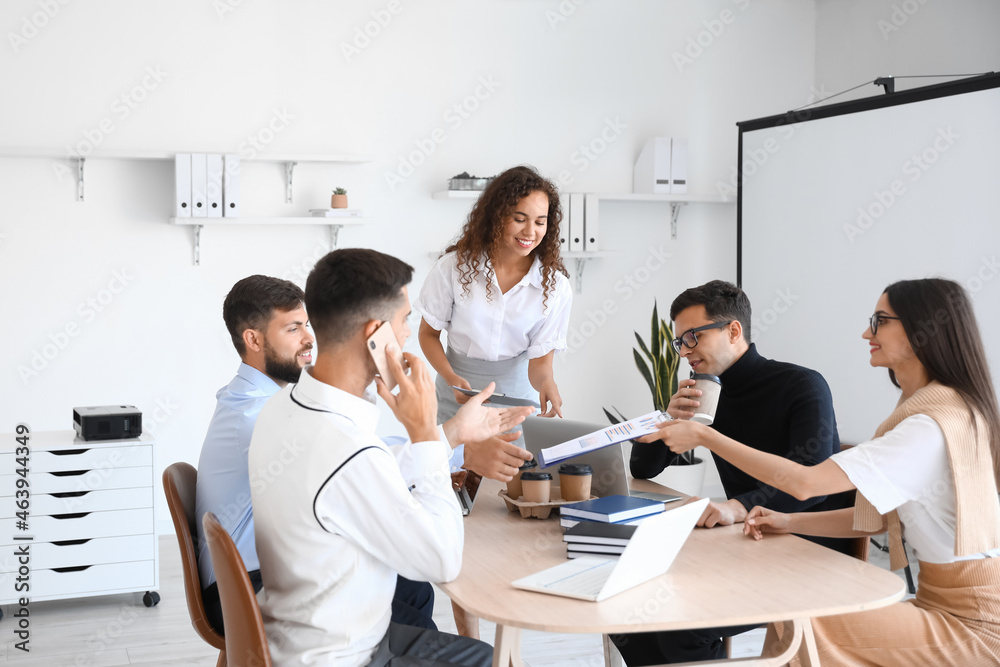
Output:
[604, 301, 704, 483]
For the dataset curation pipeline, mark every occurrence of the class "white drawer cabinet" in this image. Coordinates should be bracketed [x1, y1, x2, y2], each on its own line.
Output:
[0, 430, 159, 610]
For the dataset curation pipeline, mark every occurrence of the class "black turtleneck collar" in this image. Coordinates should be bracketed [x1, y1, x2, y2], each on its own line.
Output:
[718, 343, 764, 393]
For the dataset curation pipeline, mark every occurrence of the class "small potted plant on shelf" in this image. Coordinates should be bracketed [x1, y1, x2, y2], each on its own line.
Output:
[603, 301, 707, 495]
[331, 187, 348, 209]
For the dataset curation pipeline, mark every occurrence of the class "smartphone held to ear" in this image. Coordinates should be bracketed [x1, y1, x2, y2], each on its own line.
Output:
[367, 321, 404, 390]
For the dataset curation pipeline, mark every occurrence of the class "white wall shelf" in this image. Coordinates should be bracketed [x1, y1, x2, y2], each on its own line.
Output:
[432, 190, 485, 200]
[597, 193, 734, 240]
[0, 147, 372, 203]
[428, 190, 732, 290]
[168, 217, 368, 266]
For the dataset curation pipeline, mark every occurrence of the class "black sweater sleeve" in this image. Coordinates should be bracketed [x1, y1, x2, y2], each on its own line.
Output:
[629, 438, 670, 479]
[730, 371, 840, 513]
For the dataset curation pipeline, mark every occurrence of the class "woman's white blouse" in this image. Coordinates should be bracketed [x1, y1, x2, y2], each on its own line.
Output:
[414, 251, 573, 362]
[832, 413, 1000, 564]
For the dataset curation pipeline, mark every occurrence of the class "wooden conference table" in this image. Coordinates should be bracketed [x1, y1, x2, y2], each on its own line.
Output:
[439, 478, 906, 667]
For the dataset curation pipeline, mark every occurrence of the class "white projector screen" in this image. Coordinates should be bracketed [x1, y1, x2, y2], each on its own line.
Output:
[738, 74, 1000, 444]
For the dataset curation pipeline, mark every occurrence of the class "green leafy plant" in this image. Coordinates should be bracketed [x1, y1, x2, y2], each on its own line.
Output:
[604, 300, 695, 464]
[332, 187, 347, 195]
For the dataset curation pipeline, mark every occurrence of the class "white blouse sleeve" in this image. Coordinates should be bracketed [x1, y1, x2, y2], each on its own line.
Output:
[413, 254, 457, 332]
[525, 273, 573, 359]
[831, 414, 948, 516]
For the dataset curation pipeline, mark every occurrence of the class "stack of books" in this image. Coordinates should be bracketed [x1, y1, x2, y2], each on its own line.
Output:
[559, 495, 665, 529]
[562, 521, 637, 559]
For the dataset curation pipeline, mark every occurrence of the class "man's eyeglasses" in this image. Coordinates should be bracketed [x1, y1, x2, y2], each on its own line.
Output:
[671, 321, 733, 353]
[869, 313, 901, 336]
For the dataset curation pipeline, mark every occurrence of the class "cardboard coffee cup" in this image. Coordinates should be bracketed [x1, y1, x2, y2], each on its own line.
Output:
[558, 463, 593, 501]
[690, 373, 722, 425]
[506, 459, 537, 500]
[520, 471, 552, 503]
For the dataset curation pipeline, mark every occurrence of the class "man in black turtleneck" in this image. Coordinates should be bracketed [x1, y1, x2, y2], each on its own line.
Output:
[611, 280, 854, 666]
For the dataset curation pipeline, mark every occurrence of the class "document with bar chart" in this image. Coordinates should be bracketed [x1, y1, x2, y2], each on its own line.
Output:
[539, 411, 668, 467]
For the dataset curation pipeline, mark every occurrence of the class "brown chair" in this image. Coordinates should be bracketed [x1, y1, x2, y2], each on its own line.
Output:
[203, 512, 272, 667]
[163, 463, 227, 667]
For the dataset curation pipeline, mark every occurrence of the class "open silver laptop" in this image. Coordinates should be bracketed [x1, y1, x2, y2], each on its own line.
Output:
[521, 417, 681, 503]
[512, 498, 708, 601]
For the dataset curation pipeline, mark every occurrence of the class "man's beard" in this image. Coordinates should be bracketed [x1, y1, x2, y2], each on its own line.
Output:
[263, 339, 309, 384]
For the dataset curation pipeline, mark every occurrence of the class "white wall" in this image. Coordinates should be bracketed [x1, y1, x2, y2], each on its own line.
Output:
[0, 0, 822, 530]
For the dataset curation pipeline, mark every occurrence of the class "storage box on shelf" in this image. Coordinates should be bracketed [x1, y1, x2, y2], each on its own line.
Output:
[0, 431, 158, 616]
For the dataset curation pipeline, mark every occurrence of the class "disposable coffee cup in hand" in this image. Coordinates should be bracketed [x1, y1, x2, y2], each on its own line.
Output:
[690, 373, 722, 425]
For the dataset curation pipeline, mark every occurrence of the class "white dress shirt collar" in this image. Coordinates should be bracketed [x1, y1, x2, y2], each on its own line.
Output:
[290, 366, 380, 434]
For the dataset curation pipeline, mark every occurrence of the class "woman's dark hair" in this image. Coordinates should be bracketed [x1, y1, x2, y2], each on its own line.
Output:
[884, 278, 1000, 480]
[223, 275, 304, 356]
[306, 248, 413, 346]
[445, 165, 567, 306]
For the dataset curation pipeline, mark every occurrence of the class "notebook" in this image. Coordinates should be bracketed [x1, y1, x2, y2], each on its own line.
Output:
[560, 495, 665, 523]
[511, 498, 708, 602]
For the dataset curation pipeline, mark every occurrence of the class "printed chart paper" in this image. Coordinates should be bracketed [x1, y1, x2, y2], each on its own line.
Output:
[539, 411, 667, 467]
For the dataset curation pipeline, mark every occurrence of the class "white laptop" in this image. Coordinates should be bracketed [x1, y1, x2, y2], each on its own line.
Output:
[521, 417, 682, 503]
[511, 498, 707, 602]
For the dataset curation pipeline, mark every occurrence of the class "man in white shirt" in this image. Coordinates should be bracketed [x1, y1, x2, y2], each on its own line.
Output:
[250, 249, 495, 666]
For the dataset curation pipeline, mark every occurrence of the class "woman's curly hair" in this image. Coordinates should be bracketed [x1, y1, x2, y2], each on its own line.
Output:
[445, 165, 568, 307]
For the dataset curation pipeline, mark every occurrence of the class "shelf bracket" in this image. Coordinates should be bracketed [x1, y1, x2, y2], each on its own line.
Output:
[669, 202, 686, 240]
[193, 224, 202, 266]
[284, 161, 297, 204]
[329, 224, 340, 252]
[76, 157, 85, 202]
[573, 258, 586, 294]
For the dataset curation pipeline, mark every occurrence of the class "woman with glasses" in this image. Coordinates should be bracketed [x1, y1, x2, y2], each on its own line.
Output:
[641, 278, 1000, 665]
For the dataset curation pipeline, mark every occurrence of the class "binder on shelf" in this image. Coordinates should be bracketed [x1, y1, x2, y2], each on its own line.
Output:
[558, 193, 570, 251]
[191, 153, 207, 218]
[223, 154, 240, 217]
[174, 154, 191, 217]
[206, 154, 224, 218]
[633, 137, 672, 194]
[568, 193, 584, 252]
[583, 193, 600, 251]
[671, 137, 688, 194]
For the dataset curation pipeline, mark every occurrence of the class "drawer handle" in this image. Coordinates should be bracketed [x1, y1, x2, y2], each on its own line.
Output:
[49, 491, 90, 498]
[52, 565, 92, 573]
[52, 539, 92, 546]
[50, 449, 90, 456]
[51, 512, 90, 520]
[49, 470, 89, 477]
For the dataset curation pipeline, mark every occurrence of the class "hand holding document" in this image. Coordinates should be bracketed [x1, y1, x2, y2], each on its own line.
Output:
[538, 411, 668, 467]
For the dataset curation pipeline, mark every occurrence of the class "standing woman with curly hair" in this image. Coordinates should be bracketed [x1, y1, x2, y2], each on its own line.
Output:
[416, 165, 572, 442]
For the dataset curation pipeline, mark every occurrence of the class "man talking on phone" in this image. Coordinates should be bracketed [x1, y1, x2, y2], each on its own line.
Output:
[249, 248, 495, 666]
